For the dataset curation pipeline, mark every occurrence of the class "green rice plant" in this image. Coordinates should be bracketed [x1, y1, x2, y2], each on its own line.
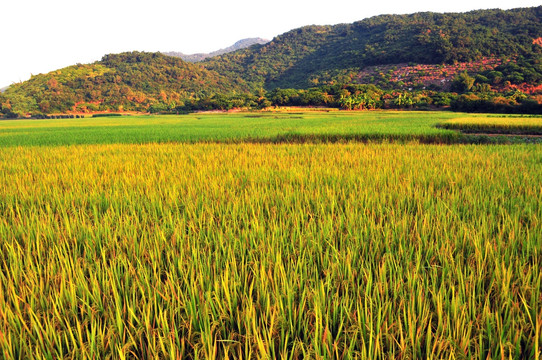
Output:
[0, 111, 461, 146]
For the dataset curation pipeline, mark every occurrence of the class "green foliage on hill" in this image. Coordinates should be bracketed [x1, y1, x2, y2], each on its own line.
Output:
[2, 52, 249, 116]
[481, 56, 542, 85]
[0, 93, 5, 116]
[204, 6, 542, 89]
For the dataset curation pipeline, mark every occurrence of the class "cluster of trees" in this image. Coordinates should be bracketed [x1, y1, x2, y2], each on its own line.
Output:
[144, 84, 539, 114]
[0, 92, 20, 118]
[451, 93, 542, 114]
[149, 93, 271, 113]
[479, 56, 542, 86]
[3, 78, 541, 117]
[262, 85, 540, 114]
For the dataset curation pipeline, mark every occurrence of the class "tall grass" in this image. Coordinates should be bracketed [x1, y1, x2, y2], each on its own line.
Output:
[440, 116, 542, 135]
[3, 112, 542, 147]
[0, 111, 460, 146]
[0, 143, 540, 358]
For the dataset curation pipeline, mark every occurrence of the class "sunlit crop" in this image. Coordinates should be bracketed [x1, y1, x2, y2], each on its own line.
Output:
[1, 142, 540, 358]
[441, 115, 542, 134]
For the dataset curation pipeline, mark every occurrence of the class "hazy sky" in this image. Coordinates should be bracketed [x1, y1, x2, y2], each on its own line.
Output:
[1, 0, 540, 87]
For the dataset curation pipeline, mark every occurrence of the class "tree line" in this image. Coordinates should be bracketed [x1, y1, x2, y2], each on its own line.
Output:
[3, 82, 542, 118]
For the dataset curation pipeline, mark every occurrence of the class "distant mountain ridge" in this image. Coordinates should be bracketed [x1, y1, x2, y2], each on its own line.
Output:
[203, 6, 542, 90]
[0, 86, 9, 93]
[164, 38, 269, 62]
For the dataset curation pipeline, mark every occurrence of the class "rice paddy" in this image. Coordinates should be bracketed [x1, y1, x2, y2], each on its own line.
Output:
[440, 115, 542, 135]
[0, 111, 541, 358]
[0, 111, 461, 146]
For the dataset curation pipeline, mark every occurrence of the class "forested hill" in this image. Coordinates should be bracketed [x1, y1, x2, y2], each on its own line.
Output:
[203, 6, 542, 89]
[1, 52, 251, 114]
[2, 6, 542, 116]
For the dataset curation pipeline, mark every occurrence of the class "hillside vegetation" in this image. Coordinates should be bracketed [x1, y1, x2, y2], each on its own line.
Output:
[203, 6, 542, 89]
[1, 53, 251, 115]
[2, 6, 542, 116]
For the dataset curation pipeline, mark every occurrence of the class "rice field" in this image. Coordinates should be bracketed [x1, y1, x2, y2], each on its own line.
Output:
[0, 111, 461, 146]
[440, 115, 542, 135]
[0, 111, 541, 358]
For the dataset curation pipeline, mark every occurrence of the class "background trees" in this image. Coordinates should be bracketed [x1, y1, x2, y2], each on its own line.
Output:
[451, 72, 476, 93]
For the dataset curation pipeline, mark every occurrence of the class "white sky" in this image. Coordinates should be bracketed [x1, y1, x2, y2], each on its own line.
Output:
[1, 0, 540, 88]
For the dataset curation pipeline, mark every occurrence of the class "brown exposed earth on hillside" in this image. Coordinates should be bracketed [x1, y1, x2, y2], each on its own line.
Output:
[358, 57, 510, 90]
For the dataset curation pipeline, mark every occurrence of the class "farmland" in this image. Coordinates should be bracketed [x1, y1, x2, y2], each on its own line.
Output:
[0, 111, 460, 146]
[1, 111, 541, 147]
[0, 111, 541, 358]
[440, 115, 542, 135]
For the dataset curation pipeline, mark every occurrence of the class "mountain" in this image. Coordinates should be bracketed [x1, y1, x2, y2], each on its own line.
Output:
[203, 6, 542, 90]
[2, 6, 542, 116]
[0, 86, 9, 93]
[163, 38, 270, 62]
[1, 52, 251, 115]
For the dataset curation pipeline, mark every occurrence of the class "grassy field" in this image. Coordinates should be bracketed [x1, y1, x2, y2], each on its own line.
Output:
[440, 115, 542, 135]
[1, 111, 540, 147]
[0, 111, 541, 358]
[0, 111, 462, 146]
